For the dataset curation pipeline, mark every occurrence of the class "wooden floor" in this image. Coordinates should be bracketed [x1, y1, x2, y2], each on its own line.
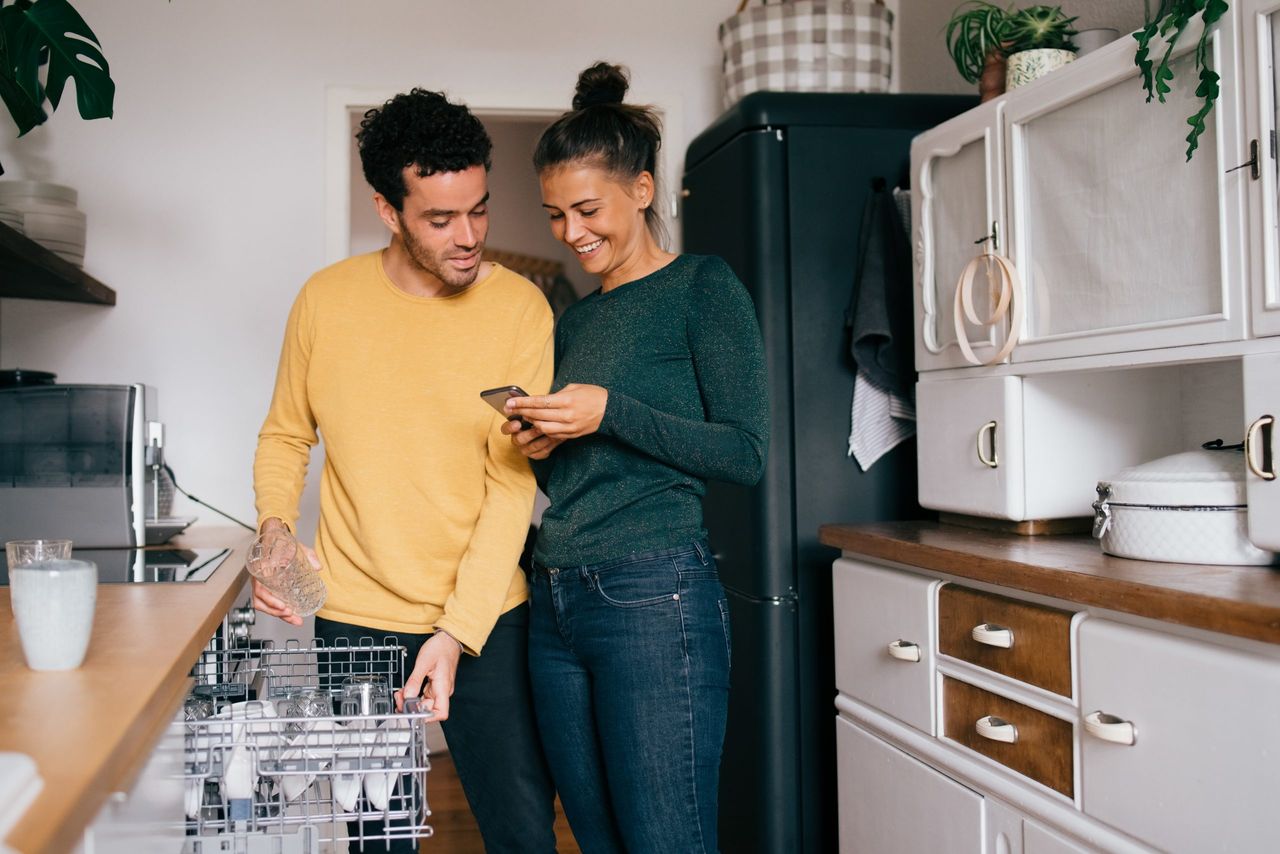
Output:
[422, 753, 579, 853]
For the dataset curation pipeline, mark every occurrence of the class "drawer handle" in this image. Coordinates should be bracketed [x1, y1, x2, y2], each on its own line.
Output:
[975, 715, 1018, 743]
[1245, 415, 1276, 481]
[971, 623, 1014, 648]
[1083, 710, 1136, 746]
[886, 639, 922, 662]
[976, 420, 999, 468]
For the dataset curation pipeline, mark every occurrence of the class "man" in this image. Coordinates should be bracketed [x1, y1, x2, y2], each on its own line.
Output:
[252, 88, 556, 853]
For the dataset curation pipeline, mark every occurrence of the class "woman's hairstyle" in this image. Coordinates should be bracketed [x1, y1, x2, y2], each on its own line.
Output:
[357, 88, 493, 212]
[533, 62, 665, 241]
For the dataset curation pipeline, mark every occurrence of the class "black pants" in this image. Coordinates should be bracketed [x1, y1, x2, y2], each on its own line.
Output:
[315, 605, 556, 853]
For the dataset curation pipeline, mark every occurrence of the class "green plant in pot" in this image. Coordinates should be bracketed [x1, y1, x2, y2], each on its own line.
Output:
[0, 0, 115, 174]
[1133, 0, 1229, 161]
[945, 2, 1078, 101]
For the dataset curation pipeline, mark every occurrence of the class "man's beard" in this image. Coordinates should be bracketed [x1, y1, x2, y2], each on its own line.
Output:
[399, 217, 483, 290]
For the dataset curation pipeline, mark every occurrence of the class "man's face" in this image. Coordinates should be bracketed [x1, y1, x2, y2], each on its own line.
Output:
[380, 164, 490, 290]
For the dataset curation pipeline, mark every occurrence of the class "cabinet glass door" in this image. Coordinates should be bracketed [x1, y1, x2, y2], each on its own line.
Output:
[912, 100, 1009, 371]
[1244, 0, 1280, 336]
[1005, 19, 1248, 361]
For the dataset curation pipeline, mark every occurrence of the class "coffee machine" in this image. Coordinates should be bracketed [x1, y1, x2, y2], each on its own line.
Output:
[0, 383, 193, 547]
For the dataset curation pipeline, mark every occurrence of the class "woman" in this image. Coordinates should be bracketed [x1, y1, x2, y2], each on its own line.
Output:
[502, 62, 769, 854]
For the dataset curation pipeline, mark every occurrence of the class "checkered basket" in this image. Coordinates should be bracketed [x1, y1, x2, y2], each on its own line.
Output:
[719, 0, 893, 106]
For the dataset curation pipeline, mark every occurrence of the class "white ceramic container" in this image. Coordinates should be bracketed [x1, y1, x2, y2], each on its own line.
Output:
[9, 558, 97, 670]
[1093, 449, 1278, 565]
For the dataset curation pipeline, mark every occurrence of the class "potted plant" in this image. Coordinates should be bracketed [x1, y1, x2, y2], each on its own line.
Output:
[945, 2, 1078, 101]
[0, 0, 115, 174]
[1003, 5, 1079, 90]
[1133, 0, 1229, 161]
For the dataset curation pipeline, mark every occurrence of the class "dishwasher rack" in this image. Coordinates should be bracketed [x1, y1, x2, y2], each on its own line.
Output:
[184, 637, 434, 852]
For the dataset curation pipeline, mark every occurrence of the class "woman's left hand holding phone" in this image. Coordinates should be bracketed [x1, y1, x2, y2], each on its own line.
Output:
[503, 383, 609, 458]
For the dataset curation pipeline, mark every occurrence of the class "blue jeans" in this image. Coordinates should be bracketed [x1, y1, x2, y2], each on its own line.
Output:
[529, 539, 731, 854]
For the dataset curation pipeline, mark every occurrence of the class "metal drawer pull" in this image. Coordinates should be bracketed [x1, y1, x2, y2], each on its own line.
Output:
[976, 420, 999, 468]
[1245, 415, 1276, 481]
[887, 639, 922, 662]
[976, 715, 1018, 743]
[1083, 710, 1136, 746]
[971, 623, 1014, 648]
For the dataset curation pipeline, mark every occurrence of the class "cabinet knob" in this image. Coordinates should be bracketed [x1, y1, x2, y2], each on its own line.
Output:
[1245, 415, 1276, 481]
[976, 420, 999, 468]
[976, 715, 1018, 743]
[1083, 710, 1136, 746]
[886, 639, 922, 662]
[971, 622, 1014, 648]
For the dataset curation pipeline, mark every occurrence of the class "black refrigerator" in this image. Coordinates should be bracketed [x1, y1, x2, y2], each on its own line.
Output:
[681, 92, 974, 854]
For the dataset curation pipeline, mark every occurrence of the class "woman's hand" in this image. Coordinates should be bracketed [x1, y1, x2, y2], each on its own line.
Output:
[501, 419, 564, 460]
[506, 384, 608, 439]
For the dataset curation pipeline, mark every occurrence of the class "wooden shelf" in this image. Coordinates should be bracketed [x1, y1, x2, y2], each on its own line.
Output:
[0, 221, 115, 305]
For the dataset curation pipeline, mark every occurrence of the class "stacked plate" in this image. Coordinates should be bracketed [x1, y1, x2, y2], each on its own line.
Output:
[0, 181, 85, 267]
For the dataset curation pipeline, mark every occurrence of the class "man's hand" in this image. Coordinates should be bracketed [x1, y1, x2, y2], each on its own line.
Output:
[501, 418, 565, 460]
[251, 517, 321, 627]
[395, 631, 463, 720]
[505, 384, 608, 440]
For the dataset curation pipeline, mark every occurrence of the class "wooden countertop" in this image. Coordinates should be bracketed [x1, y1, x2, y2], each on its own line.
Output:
[820, 522, 1280, 645]
[0, 527, 251, 854]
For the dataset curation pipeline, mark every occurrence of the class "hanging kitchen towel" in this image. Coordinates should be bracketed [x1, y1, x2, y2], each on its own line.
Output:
[849, 370, 915, 471]
[846, 178, 916, 470]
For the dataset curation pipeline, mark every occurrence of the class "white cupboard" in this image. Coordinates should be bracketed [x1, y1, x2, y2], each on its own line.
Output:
[832, 558, 939, 734]
[1243, 0, 1280, 337]
[912, 100, 1010, 371]
[1244, 352, 1280, 549]
[1078, 618, 1280, 853]
[835, 716, 984, 854]
[1003, 26, 1247, 362]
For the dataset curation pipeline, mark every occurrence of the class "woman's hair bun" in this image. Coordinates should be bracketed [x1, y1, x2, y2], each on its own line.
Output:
[572, 62, 629, 111]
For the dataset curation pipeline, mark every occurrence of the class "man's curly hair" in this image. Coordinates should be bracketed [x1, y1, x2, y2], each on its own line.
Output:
[357, 89, 493, 211]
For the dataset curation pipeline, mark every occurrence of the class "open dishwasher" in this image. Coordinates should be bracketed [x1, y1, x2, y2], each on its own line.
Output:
[183, 634, 434, 853]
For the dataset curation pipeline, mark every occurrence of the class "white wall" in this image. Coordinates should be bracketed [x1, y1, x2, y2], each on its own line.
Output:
[0, 0, 727, 538]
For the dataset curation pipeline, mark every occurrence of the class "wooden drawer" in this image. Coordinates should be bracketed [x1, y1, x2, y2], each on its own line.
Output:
[833, 559, 939, 734]
[942, 677, 1074, 798]
[938, 585, 1074, 697]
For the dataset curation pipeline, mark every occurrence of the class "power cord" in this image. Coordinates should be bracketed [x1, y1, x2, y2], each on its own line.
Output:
[162, 463, 255, 531]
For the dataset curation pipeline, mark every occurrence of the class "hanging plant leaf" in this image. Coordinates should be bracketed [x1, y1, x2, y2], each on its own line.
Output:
[23, 0, 113, 121]
[1133, 0, 1229, 161]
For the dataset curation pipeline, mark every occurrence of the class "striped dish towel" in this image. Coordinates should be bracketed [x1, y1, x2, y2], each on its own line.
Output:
[848, 368, 915, 471]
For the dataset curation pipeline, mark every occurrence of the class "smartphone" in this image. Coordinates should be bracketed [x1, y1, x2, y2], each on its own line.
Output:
[479, 385, 533, 430]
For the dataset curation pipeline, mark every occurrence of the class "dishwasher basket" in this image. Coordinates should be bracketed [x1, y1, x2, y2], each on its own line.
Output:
[183, 637, 433, 852]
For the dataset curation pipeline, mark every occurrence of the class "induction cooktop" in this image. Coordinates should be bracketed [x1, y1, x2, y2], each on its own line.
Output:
[0, 547, 231, 585]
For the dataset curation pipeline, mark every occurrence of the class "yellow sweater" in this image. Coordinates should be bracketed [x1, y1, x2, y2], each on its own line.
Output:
[253, 252, 553, 653]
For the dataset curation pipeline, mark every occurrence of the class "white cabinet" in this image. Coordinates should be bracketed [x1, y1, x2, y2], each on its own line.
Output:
[917, 376, 1025, 518]
[918, 368, 1194, 521]
[1023, 821, 1091, 854]
[1244, 352, 1280, 549]
[1003, 23, 1248, 362]
[912, 100, 1010, 371]
[81, 709, 184, 854]
[1243, 0, 1280, 337]
[832, 558, 939, 734]
[835, 716, 985, 854]
[1078, 618, 1280, 853]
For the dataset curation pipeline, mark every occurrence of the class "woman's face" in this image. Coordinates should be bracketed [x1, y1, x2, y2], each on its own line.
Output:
[540, 162, 653, 287]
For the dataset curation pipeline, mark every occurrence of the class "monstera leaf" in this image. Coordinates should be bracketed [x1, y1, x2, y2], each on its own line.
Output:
[0, 0, 113, 138]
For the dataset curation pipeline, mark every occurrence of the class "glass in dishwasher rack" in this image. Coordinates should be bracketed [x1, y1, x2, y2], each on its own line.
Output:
[182, 636, 433, 852]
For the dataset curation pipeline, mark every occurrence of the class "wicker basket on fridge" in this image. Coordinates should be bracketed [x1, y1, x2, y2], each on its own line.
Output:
[719, 0, 893, 107]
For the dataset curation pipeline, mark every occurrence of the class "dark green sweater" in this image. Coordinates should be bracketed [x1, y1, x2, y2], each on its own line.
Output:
[532, 254, 769, 567]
